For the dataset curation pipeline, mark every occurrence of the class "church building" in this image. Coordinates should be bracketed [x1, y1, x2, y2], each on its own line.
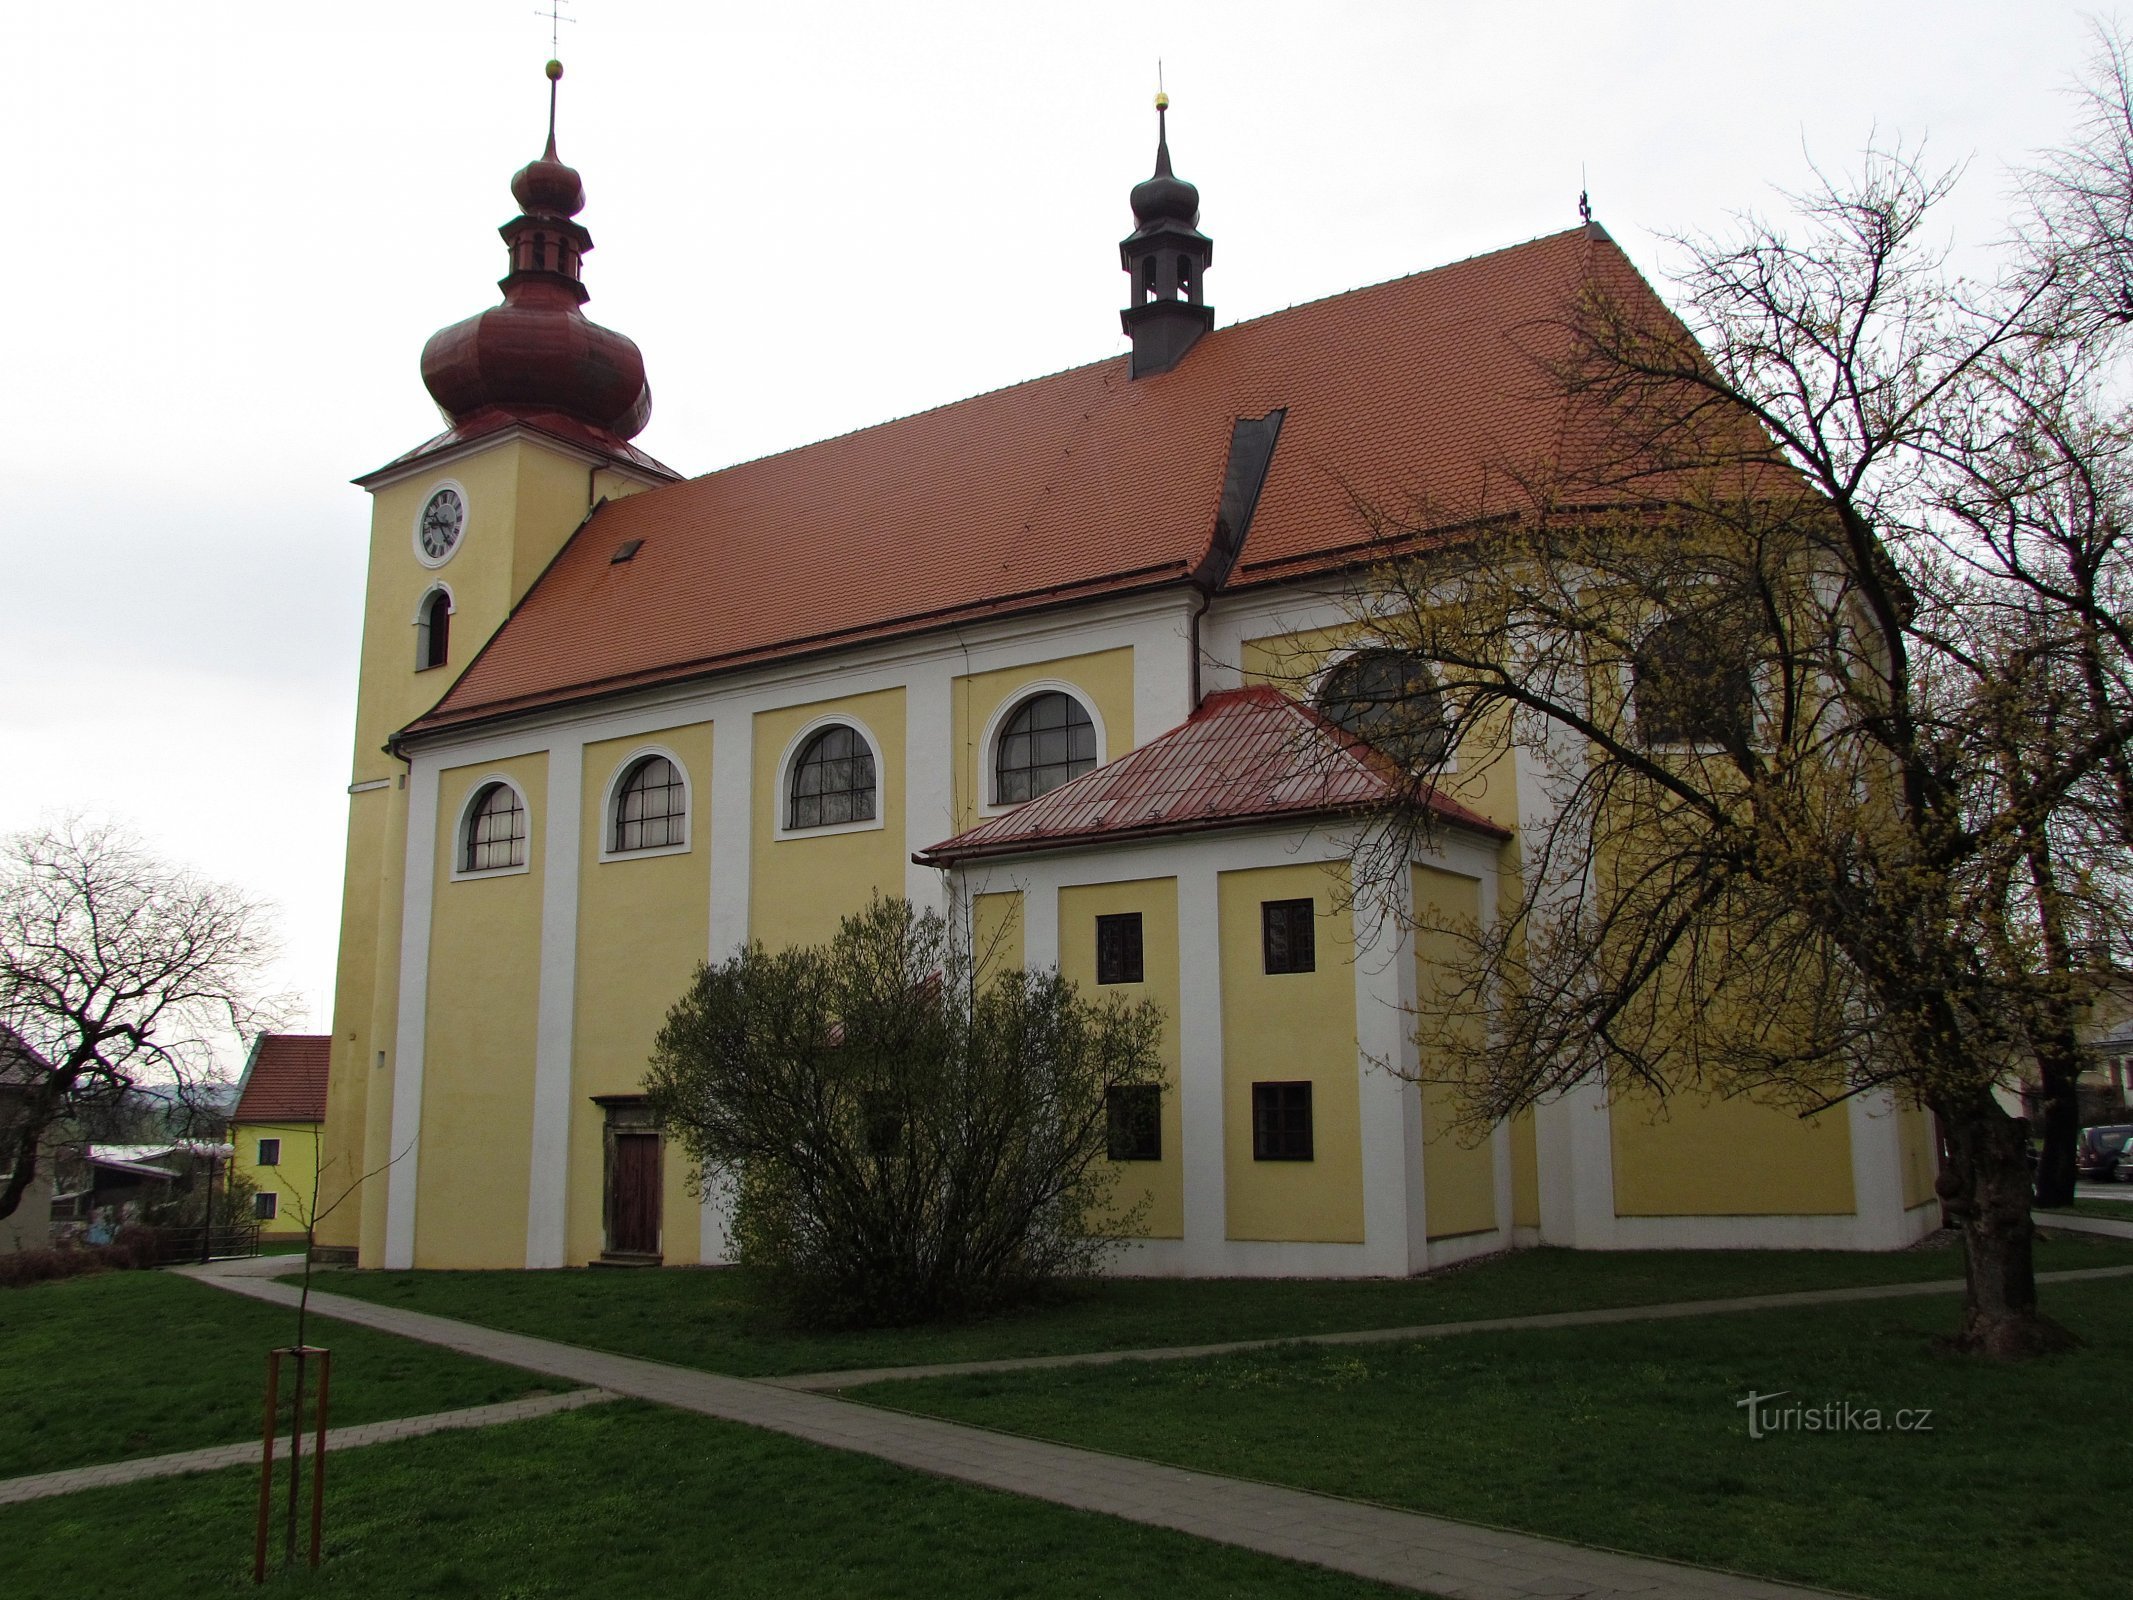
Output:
[315, 66, 1942, 1272]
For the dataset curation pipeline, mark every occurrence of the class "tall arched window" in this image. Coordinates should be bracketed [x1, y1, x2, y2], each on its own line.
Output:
[417, 588, 451, 671]
[1633, 618, 1753, 747]
[463, 782, 527, 873]
[788, 725, 876, 829]
[613, 755, 686, 852]
[995, 692, 1097, 805]
[1317, 650, 1449, 767]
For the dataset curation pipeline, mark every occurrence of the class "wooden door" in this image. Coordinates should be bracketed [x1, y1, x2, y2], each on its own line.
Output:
[607, 1133, 662, 1256]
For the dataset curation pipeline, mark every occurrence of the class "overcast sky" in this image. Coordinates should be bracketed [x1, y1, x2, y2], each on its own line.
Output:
[5, 1, 2117, 1046]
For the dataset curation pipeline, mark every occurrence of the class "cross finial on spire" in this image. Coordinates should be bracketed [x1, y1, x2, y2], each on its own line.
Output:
[1578, 187, 1591, 225]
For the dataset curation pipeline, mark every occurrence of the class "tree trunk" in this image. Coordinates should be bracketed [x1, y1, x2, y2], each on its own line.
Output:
[2030, 1030, 2084, 1210]
[1934, 1090, 2079, 1358]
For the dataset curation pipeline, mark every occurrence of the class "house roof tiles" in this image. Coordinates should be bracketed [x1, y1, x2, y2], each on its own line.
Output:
[232, 1034, 331, 1125]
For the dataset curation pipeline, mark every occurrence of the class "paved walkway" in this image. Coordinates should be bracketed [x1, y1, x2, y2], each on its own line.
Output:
[183, 1260, 1849, 1600]
[767, 1262, 2133, 1390]
[0, 1388, 612, 1507]
[2034, 1209, 2133, 1240]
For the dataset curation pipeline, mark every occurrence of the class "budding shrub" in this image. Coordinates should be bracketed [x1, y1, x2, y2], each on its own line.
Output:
[646, 896, 1163, 1327]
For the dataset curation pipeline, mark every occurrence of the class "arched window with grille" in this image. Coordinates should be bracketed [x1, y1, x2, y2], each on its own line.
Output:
[462, 781, 527, 873]
[612, 755, 687, 853]
[416, 588, 451, 671]
[994, 691, 1097, 805]
[788, 725, 876, 829]
[1632, 617, 1753, 747]
[1316, 650, 1449, 768]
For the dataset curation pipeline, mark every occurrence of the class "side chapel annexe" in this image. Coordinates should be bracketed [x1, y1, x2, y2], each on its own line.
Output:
[313, 68, 1941, 1273]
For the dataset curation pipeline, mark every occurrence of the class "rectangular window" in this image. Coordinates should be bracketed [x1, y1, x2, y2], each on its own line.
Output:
[1105, 1084, 1162, 1161]
[1096, 913, 1145, 985]
[1252, 1081, 1314, 1161]
[860, 1091, 902, 1158]
[256, 1138, 281, 1167]
[253, 1191, 278, 1221]
[1262, 899, 1316, 974]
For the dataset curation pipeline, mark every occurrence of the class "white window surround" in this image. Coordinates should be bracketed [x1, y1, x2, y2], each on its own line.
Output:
[1309, 646, 1457, 776]
[597, 745, 695, 862]
[773, 714, 888, 840]
[413, 582, 456, 672]
[978, 681, 1108, 815]
[412, 478, 470, 570]
[449, 773, 535, 881]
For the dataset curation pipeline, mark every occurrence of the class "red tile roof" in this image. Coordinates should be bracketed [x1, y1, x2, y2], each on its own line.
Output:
[404, 226, 1670, 739]
[232, 1034, 330, 1125]
[915, 686, 1507, 865]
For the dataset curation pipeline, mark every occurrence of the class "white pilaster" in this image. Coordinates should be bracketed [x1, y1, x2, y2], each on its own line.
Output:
[1175, 863, 1227, 1269]
[1134, 604, 1198, 744]
[1846, 1088, 1912, 1250]
[524, 734, 584, 1269]
[1352, 857, 1417, 1276]
[383, 759, 441, 1270]
[708, 713, 753, 958]
[904, 663, 956, 915]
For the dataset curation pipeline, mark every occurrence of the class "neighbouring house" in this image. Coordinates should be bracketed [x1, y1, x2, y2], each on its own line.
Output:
[314, 70, 1943, 1273]
[0, 1029, 53, 1254]
[229, 1033, 330, 1241]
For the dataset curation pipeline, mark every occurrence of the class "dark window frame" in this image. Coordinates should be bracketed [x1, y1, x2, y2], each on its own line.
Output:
[994, 691, 1098, 806]
[1632, 616, 1755, 749]
[1317, 649, 1449, 768]
[256, 1137, 281, 1167]
[1096, 912, 1145, 985]
[417, 589, 451, 671]
[253, 1191, 279, 1221]
[1106, 1084, 1163, 1161]
[463, 782, 527, 873]
[787, 724, 878, 831]
[1262, 898, 1317, 974]
[1252, 1080, 1315, 1161]
[613, 754, 688, 853]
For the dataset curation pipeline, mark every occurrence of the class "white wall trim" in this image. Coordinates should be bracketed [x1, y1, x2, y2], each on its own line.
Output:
[447, 774, 534, 881]
[383, 760, 442, 1269]
[594, 743, 696, 863]
[525, 735, 584, 1268]
[771, 713, 888, 840]
[976, 680, 1110, 815]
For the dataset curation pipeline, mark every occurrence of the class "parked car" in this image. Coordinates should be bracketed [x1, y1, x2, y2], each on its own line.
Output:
[2075, 1124, 2133, 1183]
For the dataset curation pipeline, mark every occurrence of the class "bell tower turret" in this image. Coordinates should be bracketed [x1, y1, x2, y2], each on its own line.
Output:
[1120, 92, 1214, 379]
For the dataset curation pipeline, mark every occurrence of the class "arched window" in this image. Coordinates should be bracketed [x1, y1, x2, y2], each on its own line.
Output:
[1317, 650, 1449, 767]
[417, 588, 451, 671]
[1633, 618, 1753, 747]
[788, 725, 876, 829]
[613, 755, 686, 852]
[995, 691, 1097, 805]
[463, 782, 527, 873]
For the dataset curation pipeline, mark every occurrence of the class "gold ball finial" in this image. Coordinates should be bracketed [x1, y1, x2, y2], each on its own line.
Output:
[547, 59, 564, 81]
[1154, 90, 1169, 111]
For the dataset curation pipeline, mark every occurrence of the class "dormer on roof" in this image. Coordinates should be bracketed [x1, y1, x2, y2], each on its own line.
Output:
[1120, 92, 1215, 379]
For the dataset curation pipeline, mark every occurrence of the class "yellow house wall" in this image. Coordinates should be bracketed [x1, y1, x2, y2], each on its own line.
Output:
[971, 891, 1025, 986]
[1412, 866, 1497, 1239]
[231, 1121, 322, 1237]
[949, 649, 1136, 832]
[1218, 862, 1365, 1243]
[1899, 1100, 1939, 1210]
[1059, 879, 1183, 1240]
[567, 724, 714, 1265]
[750, 688, 908, 952]
[1610, 1089, 1856, 1217]
[415, 753, 548, 1267]
[318, 789, 386, 1254]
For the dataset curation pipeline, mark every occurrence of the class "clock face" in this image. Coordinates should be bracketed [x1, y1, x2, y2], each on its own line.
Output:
[416, 486, 466, 566]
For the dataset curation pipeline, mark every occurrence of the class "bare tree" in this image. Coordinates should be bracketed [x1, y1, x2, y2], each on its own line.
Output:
[1342, 146, 2133, 1358]
[0, 817, 287, 1223]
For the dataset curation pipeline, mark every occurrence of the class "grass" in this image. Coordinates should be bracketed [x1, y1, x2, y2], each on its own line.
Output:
[313, 1231, 2133, 1377]
[2040, 1194, 2133, 1219]
[0, 1401, 1409, 1600]
[0, 1271, 571, 1477]
[858, 1276, 2133, 1600]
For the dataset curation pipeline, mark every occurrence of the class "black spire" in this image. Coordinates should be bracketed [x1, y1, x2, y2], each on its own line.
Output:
[1120, 92, 1214, 378]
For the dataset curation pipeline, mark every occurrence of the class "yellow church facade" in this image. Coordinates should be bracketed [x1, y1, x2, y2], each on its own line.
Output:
[315, 76, 1941, 1273]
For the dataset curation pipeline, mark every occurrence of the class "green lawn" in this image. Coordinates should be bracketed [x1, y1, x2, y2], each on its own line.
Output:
[313, 1232, 2133, 1377]
[0, 1401, 1408, 1600]
[0, 1271, 570, 1477]
[858, 1276, 2133, 1600]
[2041, 1195, 2133, 1220]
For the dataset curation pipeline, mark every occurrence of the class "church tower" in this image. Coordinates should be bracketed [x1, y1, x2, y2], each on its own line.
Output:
[315, 64, 678, 1262]
[1120, 93, 1214, 378]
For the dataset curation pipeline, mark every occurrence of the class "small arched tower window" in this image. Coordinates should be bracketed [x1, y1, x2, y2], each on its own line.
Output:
[613, 756, 687, 852]
[1177, 254, 1195, 301]
[1632, 618, 1753, 747]
[417, 588, 452, 671]
[1141, 254, 1157, 302]
[463, 782, 527, 873]
[1317, 650, 1450, 768]
[789, 726, 876, 829]
[995, 692, 1097, 805]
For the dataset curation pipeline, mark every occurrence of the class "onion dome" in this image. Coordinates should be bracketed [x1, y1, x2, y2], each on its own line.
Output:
[419, 61, 653, 442]
[1129, 94, 1202, 230]
[1119, 92, 1215, 379]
